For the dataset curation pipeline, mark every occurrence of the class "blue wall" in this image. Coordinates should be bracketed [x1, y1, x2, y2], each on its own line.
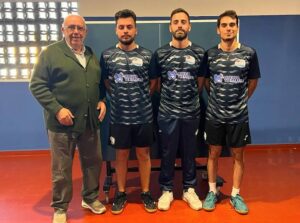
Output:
[0, 82, 48, 150]
[240, 15, 300, 144]
[0, 15, 299, 151]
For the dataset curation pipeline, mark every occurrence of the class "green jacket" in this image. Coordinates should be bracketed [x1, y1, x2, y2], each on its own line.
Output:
[29, 39, 102, 133]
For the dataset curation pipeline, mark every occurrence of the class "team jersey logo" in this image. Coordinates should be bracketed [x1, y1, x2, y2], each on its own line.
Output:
[167, 70, 177, 80]
[130, 57, 143, 66]
[113, 72, 142, 83]
[167, 70, 193, 80]
[110, 136, 115, 145]
[114, 72, 124, 83]
[234, 59, 246, 68]
[213, 73, 224, 83]
[184, 55, 196, 65]
[213, 73, 244, 84]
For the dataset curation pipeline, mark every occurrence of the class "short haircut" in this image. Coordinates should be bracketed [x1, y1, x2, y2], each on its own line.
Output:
[62, 14, 86, 29]
[115, 9, 137, 25]
[170, 8, 190, 23]
[217, 10, 239, 27]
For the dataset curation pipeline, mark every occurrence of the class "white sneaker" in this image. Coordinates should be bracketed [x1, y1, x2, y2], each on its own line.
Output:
[182, 188, 202, 210]
[158, 191, 174, 211]
[52, 211, 67, 223]
[81, 199, 106, 214]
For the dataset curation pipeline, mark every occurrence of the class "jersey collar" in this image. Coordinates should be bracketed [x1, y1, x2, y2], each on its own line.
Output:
[218, 42, 241, 51]
[169, 41, 192, 48]
[115, 43, 139, 50]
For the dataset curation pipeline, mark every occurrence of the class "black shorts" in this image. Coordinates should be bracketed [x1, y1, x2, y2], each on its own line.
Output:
[109, 123, 154, 149]
[204, 120, 251, 148]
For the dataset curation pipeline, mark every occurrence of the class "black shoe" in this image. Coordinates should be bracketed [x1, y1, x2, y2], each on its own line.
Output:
[141, 191, 157, 213]
[111, 191, 127, 215]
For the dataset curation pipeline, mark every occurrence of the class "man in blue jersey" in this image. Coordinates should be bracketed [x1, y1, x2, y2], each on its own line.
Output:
[100, 9, 157, 214]
[202, 10, 261, 214]
[151, 8, 205, 211]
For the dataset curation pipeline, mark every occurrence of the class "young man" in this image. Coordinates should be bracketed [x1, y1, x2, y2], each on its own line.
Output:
[100, 9, 157, 214]
[202, 10, 261, 214]
[30, 14, 107, 223]
[151, 8, 205, 211]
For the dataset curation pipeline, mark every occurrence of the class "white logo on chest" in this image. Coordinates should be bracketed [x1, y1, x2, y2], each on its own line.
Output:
[130, 57, 143, 66]
[234, 59, 246, 68]
[184, 55, 196, 65]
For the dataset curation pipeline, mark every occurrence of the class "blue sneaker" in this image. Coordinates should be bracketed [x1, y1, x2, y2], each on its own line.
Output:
[230, 194, 249, 214]
[203, 191, 218, 211]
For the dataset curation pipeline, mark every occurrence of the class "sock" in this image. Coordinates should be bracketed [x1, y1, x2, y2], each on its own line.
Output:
[208, 182, 217, 194]
[231, 187, 240, 197]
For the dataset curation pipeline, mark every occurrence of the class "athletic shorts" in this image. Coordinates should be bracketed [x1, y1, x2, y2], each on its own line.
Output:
[204, 120, 251, 148]
[109, 123, 153, 149]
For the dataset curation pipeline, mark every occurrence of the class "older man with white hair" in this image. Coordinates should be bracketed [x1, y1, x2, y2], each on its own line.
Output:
[30, 14, 106, 223]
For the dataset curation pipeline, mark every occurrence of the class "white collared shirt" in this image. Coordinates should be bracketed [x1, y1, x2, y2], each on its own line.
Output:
[66, 41, 87, 68]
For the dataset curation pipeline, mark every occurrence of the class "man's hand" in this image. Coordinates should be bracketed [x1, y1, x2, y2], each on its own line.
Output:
[97, 101, 106, 122]
[56, 108, 74, 126]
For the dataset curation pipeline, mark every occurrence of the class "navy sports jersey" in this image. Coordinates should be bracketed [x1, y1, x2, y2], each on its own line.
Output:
[100, 45, 157, 125]
[204, 43, 261, 124]
[151, 43, 206, 119]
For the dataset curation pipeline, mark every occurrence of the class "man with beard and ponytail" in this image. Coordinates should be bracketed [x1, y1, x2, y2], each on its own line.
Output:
[150, 8, 206, 211]
[100, 9, 157, 214]
[202, 10, 260, 214]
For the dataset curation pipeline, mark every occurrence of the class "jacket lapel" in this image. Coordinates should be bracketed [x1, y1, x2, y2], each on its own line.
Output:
[60, 39, 88, 68]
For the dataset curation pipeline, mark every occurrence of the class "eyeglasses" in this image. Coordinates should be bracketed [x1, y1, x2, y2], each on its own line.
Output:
[64, 25, 86, 32]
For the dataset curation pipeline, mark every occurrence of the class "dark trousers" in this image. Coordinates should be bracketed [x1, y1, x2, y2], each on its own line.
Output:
[158, 118, 199, 191]
[48, 129, 102, 211]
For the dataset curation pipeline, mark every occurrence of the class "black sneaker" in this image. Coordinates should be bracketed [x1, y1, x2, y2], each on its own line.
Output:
[141, 191, 157, 213]
[111, 191, 127, 214]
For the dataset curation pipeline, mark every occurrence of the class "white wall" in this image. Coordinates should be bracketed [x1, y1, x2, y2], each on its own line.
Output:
[79, 0, 300, 17]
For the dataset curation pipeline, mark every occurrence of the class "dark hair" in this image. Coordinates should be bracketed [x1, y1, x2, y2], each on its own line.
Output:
[115, 9, 137, 25]
[170, 8, 190, 23]
[217, 10, 239, 27]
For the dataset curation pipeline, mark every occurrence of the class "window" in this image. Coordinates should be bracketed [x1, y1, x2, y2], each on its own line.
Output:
[0, 1, 78, 81]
